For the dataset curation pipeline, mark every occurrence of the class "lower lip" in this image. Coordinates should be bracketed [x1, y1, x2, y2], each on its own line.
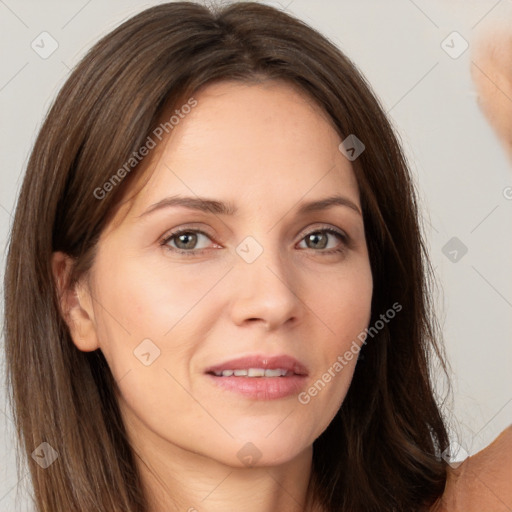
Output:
[206, 374, 308, 400]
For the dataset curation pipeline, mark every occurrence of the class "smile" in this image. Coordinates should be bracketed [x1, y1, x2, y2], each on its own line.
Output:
[210, 368, 293, 377]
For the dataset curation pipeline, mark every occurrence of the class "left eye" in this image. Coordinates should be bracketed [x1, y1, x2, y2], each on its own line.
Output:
[297, 228, 347, 252]
[161, 227, 347, 255]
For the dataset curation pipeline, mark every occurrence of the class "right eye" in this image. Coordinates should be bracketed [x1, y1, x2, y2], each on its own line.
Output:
[160, 228, 217, 256]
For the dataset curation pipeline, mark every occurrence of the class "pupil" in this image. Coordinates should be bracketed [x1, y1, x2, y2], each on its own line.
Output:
[177, 233, 196, 249]
[308, 232, 327, 249]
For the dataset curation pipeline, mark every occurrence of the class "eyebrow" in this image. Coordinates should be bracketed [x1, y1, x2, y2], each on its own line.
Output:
[138, 194, 362, 218]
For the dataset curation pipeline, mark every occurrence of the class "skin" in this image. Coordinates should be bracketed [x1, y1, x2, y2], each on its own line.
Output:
[471, 22, 512, 163]
[53, 80, 373, 512]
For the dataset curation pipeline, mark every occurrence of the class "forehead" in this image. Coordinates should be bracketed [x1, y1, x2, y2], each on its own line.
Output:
[113, 79, 360, 225]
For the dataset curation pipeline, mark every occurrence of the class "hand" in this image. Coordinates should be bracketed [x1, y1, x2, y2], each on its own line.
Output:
[471, 22, 512, 163]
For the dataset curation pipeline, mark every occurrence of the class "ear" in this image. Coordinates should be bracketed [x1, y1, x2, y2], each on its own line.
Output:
[51, 251, 99, 352]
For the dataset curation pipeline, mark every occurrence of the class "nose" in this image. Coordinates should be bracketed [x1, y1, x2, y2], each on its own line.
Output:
[228, 237, 301, 331]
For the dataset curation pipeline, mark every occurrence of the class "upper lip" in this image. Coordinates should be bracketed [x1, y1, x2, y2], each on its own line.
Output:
[205, 354, 309, 376]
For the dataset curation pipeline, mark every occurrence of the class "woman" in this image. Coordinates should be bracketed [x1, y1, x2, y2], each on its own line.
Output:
[3, 2, 510, 511]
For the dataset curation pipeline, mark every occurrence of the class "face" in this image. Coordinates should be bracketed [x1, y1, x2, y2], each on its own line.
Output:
[65, 80, 373, 468]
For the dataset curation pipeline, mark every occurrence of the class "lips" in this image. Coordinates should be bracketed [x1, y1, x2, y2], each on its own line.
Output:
[205, 354, 309, 377]
[204, 354, 309, 400]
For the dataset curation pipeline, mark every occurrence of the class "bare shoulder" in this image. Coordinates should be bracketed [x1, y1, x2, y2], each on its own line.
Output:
[432, 425, 512, 511]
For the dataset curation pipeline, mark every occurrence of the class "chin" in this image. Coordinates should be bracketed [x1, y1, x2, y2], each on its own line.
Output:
[223, 431, 313, 468]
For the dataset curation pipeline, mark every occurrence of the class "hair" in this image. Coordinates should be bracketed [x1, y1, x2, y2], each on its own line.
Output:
[3, 2, 453, 511]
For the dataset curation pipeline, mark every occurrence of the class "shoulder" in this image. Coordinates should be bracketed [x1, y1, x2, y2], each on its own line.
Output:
[432, 425, 512, 512]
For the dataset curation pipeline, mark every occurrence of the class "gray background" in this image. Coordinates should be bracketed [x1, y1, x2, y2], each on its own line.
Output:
[1, 0, 512, 510]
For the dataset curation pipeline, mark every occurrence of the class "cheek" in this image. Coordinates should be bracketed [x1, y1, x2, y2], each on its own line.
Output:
[90, 249, 235, 410]
[312, 257, 373, 346]
[92, 251, 221, 351]
[90, 254, 209, 443]
[298, 258, 372, 421]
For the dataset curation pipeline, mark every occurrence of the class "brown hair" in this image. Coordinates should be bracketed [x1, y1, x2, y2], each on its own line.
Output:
[3, 2, 452, 511]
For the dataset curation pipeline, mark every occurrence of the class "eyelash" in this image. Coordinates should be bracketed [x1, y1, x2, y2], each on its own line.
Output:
[159, 226, 349, 257]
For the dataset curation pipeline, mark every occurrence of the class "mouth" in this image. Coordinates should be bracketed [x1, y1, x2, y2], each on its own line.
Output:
[204, 354, 308, 400]
[209, 368, 296, 377]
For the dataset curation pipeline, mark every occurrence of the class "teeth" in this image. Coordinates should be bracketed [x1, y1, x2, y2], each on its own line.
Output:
[213, 368, 290, 377]
[263, 369, 286, 377]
